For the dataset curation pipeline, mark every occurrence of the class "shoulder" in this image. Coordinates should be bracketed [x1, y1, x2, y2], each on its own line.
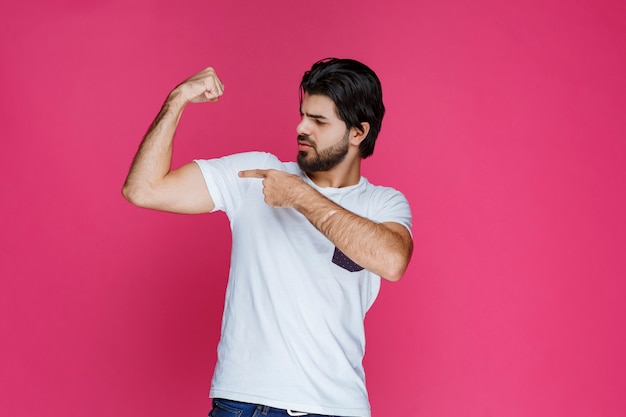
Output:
[358, 178, 412, 226]
[361, 178, 408, 202]
[195, 151, 284, 170]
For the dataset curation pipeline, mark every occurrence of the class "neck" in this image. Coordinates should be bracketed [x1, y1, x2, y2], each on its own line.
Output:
[306, 157, 362, 188]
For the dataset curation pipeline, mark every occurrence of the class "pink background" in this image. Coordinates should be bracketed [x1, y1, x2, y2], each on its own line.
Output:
[1, 0, 625, 416]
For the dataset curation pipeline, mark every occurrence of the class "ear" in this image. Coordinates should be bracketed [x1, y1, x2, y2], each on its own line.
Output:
[349, 122, 370, 146]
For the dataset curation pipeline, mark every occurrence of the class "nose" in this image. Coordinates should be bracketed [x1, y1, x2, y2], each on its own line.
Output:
[296, 116, 311, 136]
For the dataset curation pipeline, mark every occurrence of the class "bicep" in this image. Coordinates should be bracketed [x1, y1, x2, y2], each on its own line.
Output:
[153, 162, 215, 214]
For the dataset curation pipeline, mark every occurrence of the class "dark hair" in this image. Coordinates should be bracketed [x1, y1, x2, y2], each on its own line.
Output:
[300, 58, 385, 159]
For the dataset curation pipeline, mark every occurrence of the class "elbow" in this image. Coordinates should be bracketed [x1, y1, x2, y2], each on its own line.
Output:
[382, 244, 413, 283]
[383, 262, 408, 282]
[385, 273, 404, 283]
[121, 183, 133, 202]
[379, 254, 409, 282]
[121, 183, 138, 205]
[121, 183, 152, 208]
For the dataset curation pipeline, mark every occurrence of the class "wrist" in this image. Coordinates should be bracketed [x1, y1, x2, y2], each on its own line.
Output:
[167, 87, 190, 109]
[292, 181, 318, 212]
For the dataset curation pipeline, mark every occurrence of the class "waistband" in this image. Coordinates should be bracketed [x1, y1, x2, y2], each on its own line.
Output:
[213, 398, 314, 416]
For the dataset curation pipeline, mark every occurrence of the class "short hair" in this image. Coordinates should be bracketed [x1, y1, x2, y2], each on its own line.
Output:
[300, 58, 385, 159]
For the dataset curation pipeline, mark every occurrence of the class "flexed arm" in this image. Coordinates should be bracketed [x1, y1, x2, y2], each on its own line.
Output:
[239, 169, 413, 281]
[122, 68, 224, 213]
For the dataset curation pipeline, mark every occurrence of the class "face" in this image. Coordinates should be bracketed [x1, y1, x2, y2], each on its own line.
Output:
[296, 93, 351, 173]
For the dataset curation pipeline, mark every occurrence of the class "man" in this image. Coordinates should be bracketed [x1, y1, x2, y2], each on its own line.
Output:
[123, 58, 413, 417]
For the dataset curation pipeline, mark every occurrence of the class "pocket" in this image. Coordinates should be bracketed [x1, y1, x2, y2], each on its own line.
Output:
[209, 399, 244, 417]
[331, 247, 364, 272]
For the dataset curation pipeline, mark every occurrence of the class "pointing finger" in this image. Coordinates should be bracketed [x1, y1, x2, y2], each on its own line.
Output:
[238, 169, 268, 178]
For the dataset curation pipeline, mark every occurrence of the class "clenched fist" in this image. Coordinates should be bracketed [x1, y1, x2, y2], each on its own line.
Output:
[173, 67, 225, 104]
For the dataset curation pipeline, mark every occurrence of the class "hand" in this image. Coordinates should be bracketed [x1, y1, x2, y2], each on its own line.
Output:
[174, 67, 225, 104]
[238, 169, 310, 208]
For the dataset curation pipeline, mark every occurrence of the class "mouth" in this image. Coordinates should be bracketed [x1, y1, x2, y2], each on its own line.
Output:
[298, 142, 313, 151]
[297, 135, 315, 151]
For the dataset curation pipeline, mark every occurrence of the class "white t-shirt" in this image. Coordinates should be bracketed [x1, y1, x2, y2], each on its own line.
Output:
[195, 152, 412, 417]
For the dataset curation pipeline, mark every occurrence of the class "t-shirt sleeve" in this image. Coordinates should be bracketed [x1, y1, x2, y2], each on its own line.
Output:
[194, 151, 278, 214]
[370, 187, 413, 235]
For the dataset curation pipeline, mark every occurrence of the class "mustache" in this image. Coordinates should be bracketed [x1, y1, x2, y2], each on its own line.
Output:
[297, 135, 315, 147]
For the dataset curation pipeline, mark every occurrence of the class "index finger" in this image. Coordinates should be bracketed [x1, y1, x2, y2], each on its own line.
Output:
[238, 169, 268, 178]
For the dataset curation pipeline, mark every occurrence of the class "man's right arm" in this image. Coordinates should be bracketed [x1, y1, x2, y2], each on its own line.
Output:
[122, 67, 224, 214]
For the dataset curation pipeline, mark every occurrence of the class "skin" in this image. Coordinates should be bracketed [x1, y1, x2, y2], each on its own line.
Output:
[122, 67, 413, 281]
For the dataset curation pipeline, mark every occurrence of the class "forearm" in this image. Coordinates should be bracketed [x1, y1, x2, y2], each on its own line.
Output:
[296, 189, 412, 281]
[122, 90, 187, 204]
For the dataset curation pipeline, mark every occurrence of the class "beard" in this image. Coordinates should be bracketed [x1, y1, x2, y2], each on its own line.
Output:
[297, 131, 350, 173]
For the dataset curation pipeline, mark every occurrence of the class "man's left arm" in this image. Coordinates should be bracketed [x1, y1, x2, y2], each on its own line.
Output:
[239, 169, 413, 281]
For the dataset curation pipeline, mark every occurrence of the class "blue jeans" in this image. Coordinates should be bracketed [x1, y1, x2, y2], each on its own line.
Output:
[209, 398, 341, 417]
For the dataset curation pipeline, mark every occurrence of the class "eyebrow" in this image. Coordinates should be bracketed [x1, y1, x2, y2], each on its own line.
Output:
[300, 110, 329, 121]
